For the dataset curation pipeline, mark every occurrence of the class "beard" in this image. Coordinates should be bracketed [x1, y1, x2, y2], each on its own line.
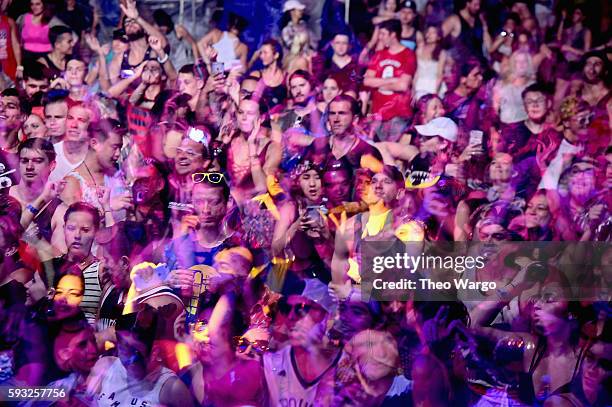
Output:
[128, 30, 146, 42]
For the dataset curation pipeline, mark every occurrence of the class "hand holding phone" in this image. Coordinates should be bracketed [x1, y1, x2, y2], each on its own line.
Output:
[211, 61, 225, 76]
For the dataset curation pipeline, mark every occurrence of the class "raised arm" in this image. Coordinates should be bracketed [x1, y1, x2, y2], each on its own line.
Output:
[120, 0, 168, 48]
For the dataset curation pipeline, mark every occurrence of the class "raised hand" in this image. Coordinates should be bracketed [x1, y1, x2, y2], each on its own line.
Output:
[148, 35, 164, 54]
[120, 0, 139, 20]
[84, 33, 103, 54]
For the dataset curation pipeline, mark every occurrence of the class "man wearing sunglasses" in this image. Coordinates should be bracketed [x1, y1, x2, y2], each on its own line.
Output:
[166, 173, 234, 298]
[263, 278, 340, 407]
[538, 96, 590, 191]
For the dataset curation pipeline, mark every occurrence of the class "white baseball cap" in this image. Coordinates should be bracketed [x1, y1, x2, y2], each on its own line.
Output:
[283, 0, 306, 12]
[415, 117, 458, 143]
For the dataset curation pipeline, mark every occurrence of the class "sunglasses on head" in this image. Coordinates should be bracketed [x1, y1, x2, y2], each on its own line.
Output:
[192, 172, 226, 184]
[232, 336, 269, 355]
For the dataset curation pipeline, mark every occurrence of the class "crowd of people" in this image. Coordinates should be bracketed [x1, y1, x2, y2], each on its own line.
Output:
[0, 0, 610, 406]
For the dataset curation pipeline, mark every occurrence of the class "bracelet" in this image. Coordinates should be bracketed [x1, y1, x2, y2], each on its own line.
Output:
[16, 65, 24, 71]
[26, 204, 39, 215]
[157, 54, 169, 64]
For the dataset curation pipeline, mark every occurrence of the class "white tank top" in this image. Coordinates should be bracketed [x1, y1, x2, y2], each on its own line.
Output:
[263, 345, 338, 407]
[92, 357, 175, 407]
[212, 31, 241, 70]
[498, 82, 531, 124]
[49, 141, 84, 183]
[414, 58, 440, 101]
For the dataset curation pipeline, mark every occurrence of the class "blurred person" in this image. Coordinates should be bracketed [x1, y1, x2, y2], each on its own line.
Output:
[272, 160, 333, 282]
[472, 279, 585, 406]
[55, 0, 93, 38]
[180, 292, 266, 406]
[61, 119, 128, 224]
[557, 5, 592, 73]
[331, 165, 409, 289]
[16, 0, 65, 62]
[333, 329, 411, 406]
[0, 87, 26, 153]
[492, 50, 535, 124]
[311, 94, 382, 171]
[364, 19, 416, 142]
[152, 9, 197, 72]
[108, 58, 168, 157]
[281, 0, 316, 53]
[263, 278, 340, 406]
[48, 103, 93, 183]
[317, 75, 341, 115]
[398, 0, 420, 51]
[21, 61, 49, 99]
[323, 31, 360, 96]
[9, 138, 62, 243]
[0, 0, 21, 81]
[22, 112, 46, 139]
[443, 58, 486, 131]
[579, 50, 610, 110]
[198, 11, 249, 72]
[44, 321, 99, 405]
[44, 202, 102, 326]
[278, 69, 318, 132]
[538, 97, 592, 191]
[87, 309, 193, 407]
[414, 24, 447, 100]
[250, 38, 287, 108]
[37, 25, 73, 80]
[165, 173, 233, 293]
[223, 97, 281, 205]
[43, 89, 68, 143]
[107, 0, 173, 85]
[442, 0, 491, 63]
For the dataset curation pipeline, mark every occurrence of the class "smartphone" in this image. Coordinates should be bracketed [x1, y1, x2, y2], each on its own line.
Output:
[305, 205, 324, 226]
[168, 202, 195, 212]
[469, 130, 483, 147]
[211, 62, 225, 76]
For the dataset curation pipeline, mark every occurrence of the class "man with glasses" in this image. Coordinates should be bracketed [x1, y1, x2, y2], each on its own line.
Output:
[263, 278, 340, 407]
[539, 97, 592, 191]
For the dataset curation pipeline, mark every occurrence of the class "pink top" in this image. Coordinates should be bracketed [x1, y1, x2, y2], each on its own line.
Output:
[21, 13, 52, 53]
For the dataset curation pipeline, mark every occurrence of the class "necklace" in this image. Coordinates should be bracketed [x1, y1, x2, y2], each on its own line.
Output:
[83, 161, 98, 188]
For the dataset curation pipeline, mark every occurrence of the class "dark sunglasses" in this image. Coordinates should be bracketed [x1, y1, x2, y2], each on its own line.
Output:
[278, 301, 316, 318]
[232, 336, 269, 355]
[192, 172, 226, 184]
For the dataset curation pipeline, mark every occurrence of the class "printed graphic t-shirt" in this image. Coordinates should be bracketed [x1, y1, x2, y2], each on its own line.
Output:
[367, 47, 417, 121]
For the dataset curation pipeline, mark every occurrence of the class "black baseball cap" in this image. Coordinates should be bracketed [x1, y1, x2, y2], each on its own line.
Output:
[400, 0, 417, 11]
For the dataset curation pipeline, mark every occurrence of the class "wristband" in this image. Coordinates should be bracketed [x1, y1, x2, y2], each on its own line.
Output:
[157, 54, 169, 64]
[26, 204, 39, 215]
[16, 65, 24, 71]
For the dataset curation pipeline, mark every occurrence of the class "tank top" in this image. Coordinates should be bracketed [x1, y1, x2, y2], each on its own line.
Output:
[41, 53, 63, 80]
[456, 13, 484, 61]
[212, 31, 241, 70]
[400, 29, 418, 50]
[21, 13, 52, 53]
[497, 81, 531, 124]
[121, 47, 153, 71]
[263, 345, 340, 407]
[81, 260, 102, 327]
[413, 58, 440, 100]
[49, 141, 84, 183]
[0, 16, 17, 79]
[93, 357, 175, 407]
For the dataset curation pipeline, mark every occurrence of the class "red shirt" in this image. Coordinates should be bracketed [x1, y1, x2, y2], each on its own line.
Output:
[367, 47, 416, 121]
